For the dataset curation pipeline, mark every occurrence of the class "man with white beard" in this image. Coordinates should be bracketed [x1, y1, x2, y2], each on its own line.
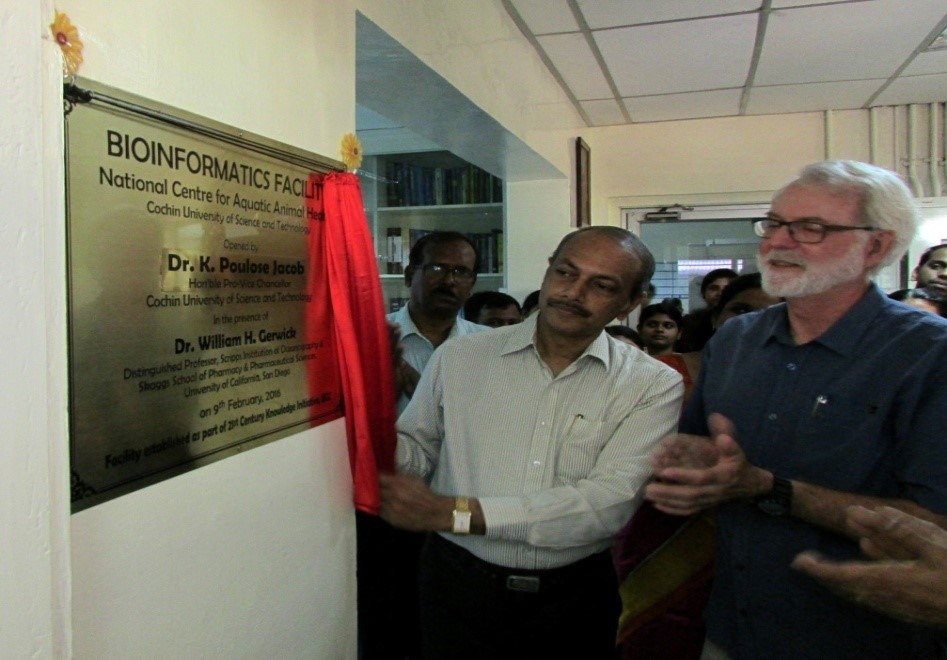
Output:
[645, 161, 947, 660]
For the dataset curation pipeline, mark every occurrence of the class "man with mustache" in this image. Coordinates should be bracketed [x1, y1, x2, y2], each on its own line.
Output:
[388, 231, 488, 415]
[360, 231, 487, 660]
[645, 161, 947, 659]
[380, 226, 683, 658]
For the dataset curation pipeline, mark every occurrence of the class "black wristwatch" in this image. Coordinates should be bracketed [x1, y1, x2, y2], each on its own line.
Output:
[754, 475, 793, 516]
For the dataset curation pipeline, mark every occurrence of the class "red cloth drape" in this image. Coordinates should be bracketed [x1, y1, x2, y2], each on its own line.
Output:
[316, 171, 397, 514]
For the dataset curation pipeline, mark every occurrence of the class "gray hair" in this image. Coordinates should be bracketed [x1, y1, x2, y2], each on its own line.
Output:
[549, 226, 655, 298]
[775, 161, 920, 273]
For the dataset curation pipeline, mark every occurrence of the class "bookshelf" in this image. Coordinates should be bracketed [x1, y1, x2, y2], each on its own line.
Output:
[361, 151, 505, 312]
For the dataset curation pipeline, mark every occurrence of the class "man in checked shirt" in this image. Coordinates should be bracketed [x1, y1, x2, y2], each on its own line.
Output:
[380, 225, 683, 658]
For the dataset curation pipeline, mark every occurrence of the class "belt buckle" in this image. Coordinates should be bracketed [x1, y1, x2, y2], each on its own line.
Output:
[506, 575, 540, 593]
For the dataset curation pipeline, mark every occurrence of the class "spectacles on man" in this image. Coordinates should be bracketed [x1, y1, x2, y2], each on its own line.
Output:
[751, 218, 876, 244]
[420, 263, 476, 282]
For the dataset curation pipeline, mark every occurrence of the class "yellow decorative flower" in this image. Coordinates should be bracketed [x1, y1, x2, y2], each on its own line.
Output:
[50, 10, 84, 76]
[340, 132, 363, 171]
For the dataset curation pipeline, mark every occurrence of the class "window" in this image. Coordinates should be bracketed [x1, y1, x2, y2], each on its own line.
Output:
[623, 207, 765, 313]
[652, 259, 745, 312]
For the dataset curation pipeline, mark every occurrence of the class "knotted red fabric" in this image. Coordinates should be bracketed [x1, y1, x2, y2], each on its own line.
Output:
[311, 171, 397, 514]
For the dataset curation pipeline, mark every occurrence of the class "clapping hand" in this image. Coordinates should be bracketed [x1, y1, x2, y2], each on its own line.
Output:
[646, 414, 769, 515]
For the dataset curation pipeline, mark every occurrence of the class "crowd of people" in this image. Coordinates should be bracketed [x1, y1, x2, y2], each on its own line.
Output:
[359, 160, 947, 659]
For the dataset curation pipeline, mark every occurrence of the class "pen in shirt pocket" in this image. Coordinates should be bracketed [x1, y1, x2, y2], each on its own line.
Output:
[811, 394, 828, 417]
[566, 413, 585, 434]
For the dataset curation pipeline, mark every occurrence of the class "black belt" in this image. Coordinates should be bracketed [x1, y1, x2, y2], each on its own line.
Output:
[426, 533, 612, 594]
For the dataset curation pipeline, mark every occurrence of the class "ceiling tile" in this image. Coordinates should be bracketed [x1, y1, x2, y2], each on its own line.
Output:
[756, 1, 947, 85]
[509, 0, 578, 34]
[538, 33, 614, 99]
[745, 80, 885, 115]
[500, 0, 944, 127]
[902, 48, 947, 76]
[624, 89, 742, 122]
[580, 99, 627, 126]
[874, 73, 947, 105]
[577, 0, 760, 29]
[595, 14, 758, 96]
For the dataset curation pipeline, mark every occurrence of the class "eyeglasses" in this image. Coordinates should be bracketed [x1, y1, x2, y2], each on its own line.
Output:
[751, 218, 876, 244]
[420, 263, 476, 282]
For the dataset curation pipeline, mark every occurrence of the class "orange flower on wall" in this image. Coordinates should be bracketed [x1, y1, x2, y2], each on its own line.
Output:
[50, 10, 84, 76]
[340, 132, 363, 172]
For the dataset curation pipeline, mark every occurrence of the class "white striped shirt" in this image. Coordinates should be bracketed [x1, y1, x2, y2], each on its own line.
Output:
[396, 313, 683, 569]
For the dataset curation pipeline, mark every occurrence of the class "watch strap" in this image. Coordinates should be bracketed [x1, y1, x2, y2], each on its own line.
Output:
[754, 475, 793, 516]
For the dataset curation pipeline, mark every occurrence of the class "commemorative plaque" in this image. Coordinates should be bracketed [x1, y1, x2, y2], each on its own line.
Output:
[66, 79, 343, 511]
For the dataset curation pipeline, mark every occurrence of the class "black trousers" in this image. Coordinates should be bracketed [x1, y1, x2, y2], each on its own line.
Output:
[418, 534, 620, 660]
[356, 511, 426, 659]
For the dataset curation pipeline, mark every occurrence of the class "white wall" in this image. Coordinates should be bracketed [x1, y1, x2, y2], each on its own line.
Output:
[71, 421, 354, 658]
[2, 1, 70, 657]
[505, 179, 573, 302]
[4, 1, 358, 657]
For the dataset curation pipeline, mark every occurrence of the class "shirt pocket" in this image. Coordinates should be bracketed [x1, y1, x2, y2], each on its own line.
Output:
[786, 392, 890, 490]
[554, 417, 606, 485]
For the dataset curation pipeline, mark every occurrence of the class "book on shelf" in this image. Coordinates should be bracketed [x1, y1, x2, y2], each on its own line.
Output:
[379, 228, 503, 276]
[382, 228, 428, 275]
[385, 227, 402, 274]
[493, 228, 503, 274]
[469, 230, 504, 274]
[383, 159, 503, 207]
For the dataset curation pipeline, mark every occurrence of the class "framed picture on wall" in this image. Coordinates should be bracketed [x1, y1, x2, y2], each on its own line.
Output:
[575, 137, 591, 227]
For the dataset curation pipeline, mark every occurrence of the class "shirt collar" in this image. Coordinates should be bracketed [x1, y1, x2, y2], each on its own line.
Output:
[763, 283, 886, 355]
[501, 313, 611, 368]
[813, 283, 886, 355]
[395, 303, 465, 341]
[393, 303, 422, 338]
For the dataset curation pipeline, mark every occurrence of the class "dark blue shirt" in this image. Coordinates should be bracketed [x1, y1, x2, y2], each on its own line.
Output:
[682, 284, 947, 660]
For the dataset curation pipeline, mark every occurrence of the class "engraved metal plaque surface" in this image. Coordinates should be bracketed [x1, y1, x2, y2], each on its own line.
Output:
[66, 80, 343, 511]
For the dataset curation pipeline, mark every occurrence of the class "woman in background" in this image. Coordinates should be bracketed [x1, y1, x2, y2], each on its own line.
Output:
[613, 273, 779, 660]
[638, 301, 699, 404]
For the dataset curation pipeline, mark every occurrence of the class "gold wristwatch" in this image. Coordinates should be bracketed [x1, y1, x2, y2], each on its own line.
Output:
[451, 496, 471, 534]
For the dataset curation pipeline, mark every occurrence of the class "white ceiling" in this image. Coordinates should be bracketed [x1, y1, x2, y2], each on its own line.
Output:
[356, 13, 565, 180]
[502, 0, 947, 126]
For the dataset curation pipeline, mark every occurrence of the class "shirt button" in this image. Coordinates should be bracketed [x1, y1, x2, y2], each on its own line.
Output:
[768, 413, 778, 421]
[735, 563, 746, 571]
[532, 460, 541, 467]
[787, 362, 797, 371]
[738, 608, 748, 617]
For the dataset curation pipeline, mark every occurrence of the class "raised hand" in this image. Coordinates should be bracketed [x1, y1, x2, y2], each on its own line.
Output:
[792, 506, 947, 628]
